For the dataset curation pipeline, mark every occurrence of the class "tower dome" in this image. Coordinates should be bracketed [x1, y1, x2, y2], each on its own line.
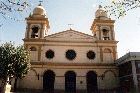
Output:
[31, 3, 46, 18]
[95, 5, 109, 20]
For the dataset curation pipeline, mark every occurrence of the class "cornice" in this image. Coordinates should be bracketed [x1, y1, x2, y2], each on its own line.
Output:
[93, 19, 115, 23]
[25, 17, 48, 21]
[95, 40, 119, 44]
[25, 18, 50, 29]
[90, 19, 115, 30]
[23, 38, 46, 42]
[46, 29, 93, 38]
[31, 62, 116, 66]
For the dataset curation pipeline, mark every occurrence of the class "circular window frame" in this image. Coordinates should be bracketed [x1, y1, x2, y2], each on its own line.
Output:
[87, 50, 96, 60]
[65, 49, 76, 61]
[46, 49, 55, 59]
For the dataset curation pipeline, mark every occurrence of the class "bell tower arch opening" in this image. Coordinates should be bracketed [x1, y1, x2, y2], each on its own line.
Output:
[31, 26, 39, 38]
[102, 28, 109, 40]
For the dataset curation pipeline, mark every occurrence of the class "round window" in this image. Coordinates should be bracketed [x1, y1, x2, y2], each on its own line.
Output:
[46, 50, 54, 59]
[66, 50, 76, 60]
[87, 51, 95, 59]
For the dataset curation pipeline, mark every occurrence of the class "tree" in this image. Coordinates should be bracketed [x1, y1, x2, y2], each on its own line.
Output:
[0, 42, 30, 92]
[104, 0, 140, 19]
[0, 0, 33, 22]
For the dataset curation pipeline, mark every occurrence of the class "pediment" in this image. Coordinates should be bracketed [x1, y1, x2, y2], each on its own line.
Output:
[46, 29, 93, 39]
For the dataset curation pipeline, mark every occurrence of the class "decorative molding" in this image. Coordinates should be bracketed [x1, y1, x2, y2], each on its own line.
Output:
[25, 18, 50, 29]
[30, 62, 116, 66]
[23, 39, 46, 42]
[90, 19, 115, 30]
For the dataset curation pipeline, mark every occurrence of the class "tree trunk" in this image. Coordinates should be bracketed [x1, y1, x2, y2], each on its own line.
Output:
[14, 77, 18, 92]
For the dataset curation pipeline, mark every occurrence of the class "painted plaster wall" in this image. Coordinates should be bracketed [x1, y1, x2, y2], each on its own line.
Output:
[14, 66, 119, 90]
[42, 46, 99, 63]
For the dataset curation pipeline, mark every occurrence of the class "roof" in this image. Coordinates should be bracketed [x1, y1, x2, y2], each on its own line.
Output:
[115, 52, 140, 65]
[95, 5, 109, 20]
[31, 3, 46, 18]
[45, 29, 96, 43]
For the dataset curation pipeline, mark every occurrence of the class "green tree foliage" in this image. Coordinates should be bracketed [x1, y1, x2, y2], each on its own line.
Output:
[0, 42, 30, 84]
[104, 0, 140, 18]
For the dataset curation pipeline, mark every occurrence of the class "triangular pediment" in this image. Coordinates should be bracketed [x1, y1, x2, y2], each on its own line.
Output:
[46, 29, 93, 39]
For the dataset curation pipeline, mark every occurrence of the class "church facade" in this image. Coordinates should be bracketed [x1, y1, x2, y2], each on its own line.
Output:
[12, 4, 120, 92]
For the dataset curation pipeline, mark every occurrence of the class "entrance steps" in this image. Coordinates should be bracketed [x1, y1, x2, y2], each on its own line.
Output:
[54, 90, 118, 93]
[11, 88, 119, 93]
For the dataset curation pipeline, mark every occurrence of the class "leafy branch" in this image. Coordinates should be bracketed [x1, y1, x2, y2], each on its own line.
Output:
[0, 0, 33, 21]
[104, 0, 140, 19]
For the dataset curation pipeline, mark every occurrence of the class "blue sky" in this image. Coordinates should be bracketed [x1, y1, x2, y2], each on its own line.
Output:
[0, 0, 140, 58]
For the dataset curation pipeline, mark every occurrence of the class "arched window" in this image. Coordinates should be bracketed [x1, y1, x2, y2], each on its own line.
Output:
[104, 70, 117, 89]
[30, 47, 37, 61]
[104, 48, 111, 53]
[30, 47, 36, 51]
[103, 48, 113, 62]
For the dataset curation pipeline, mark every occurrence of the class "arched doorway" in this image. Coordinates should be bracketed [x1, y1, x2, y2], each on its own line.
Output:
[43, 70, 55, 93]
[65, 71, 76, 93]
[86, 71, 98, 93]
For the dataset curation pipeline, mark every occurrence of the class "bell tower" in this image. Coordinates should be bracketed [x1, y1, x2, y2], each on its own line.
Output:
[90, 5, 115, 41]
[24, 3, 50, 39]
[23, 3, 50, 62]
[91, 5, 118, 62]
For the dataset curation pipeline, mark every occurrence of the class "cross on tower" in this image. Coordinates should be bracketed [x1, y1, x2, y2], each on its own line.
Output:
[39, 1, 43, 3]
[68, 24, 74, 30]
[99, 0, 102, 4]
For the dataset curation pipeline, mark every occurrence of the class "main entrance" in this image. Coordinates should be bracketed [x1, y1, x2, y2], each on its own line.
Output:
[65, 71, 76, 93]
[86, 71, 98, 93]
[43, 70, 55, 93]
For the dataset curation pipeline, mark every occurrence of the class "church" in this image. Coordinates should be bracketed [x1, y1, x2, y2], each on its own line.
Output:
[11, 3, 120, 93]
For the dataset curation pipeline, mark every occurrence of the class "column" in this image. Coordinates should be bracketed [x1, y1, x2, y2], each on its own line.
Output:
[131, 60, 139, 93]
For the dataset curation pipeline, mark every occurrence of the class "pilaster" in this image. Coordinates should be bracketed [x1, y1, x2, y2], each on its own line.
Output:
[38, 46, 42, 61]
[99, 46, 103, 62]
[131, 60, 139, 93]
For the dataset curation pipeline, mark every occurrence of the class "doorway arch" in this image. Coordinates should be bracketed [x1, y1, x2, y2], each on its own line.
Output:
[43, 70, 55, 93]
[65, 71, 76, 93]
[86, 71, 98, 93]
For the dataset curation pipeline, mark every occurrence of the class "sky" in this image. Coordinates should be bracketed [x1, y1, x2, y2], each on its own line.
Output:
[0, 0, 140, 58]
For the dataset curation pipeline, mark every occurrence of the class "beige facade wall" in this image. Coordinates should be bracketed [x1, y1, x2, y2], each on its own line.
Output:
[27, 42, 117, 64]
[42, 46, 99, 63]
[13, 65, 119, 90]
[20, 4, 120, 91]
